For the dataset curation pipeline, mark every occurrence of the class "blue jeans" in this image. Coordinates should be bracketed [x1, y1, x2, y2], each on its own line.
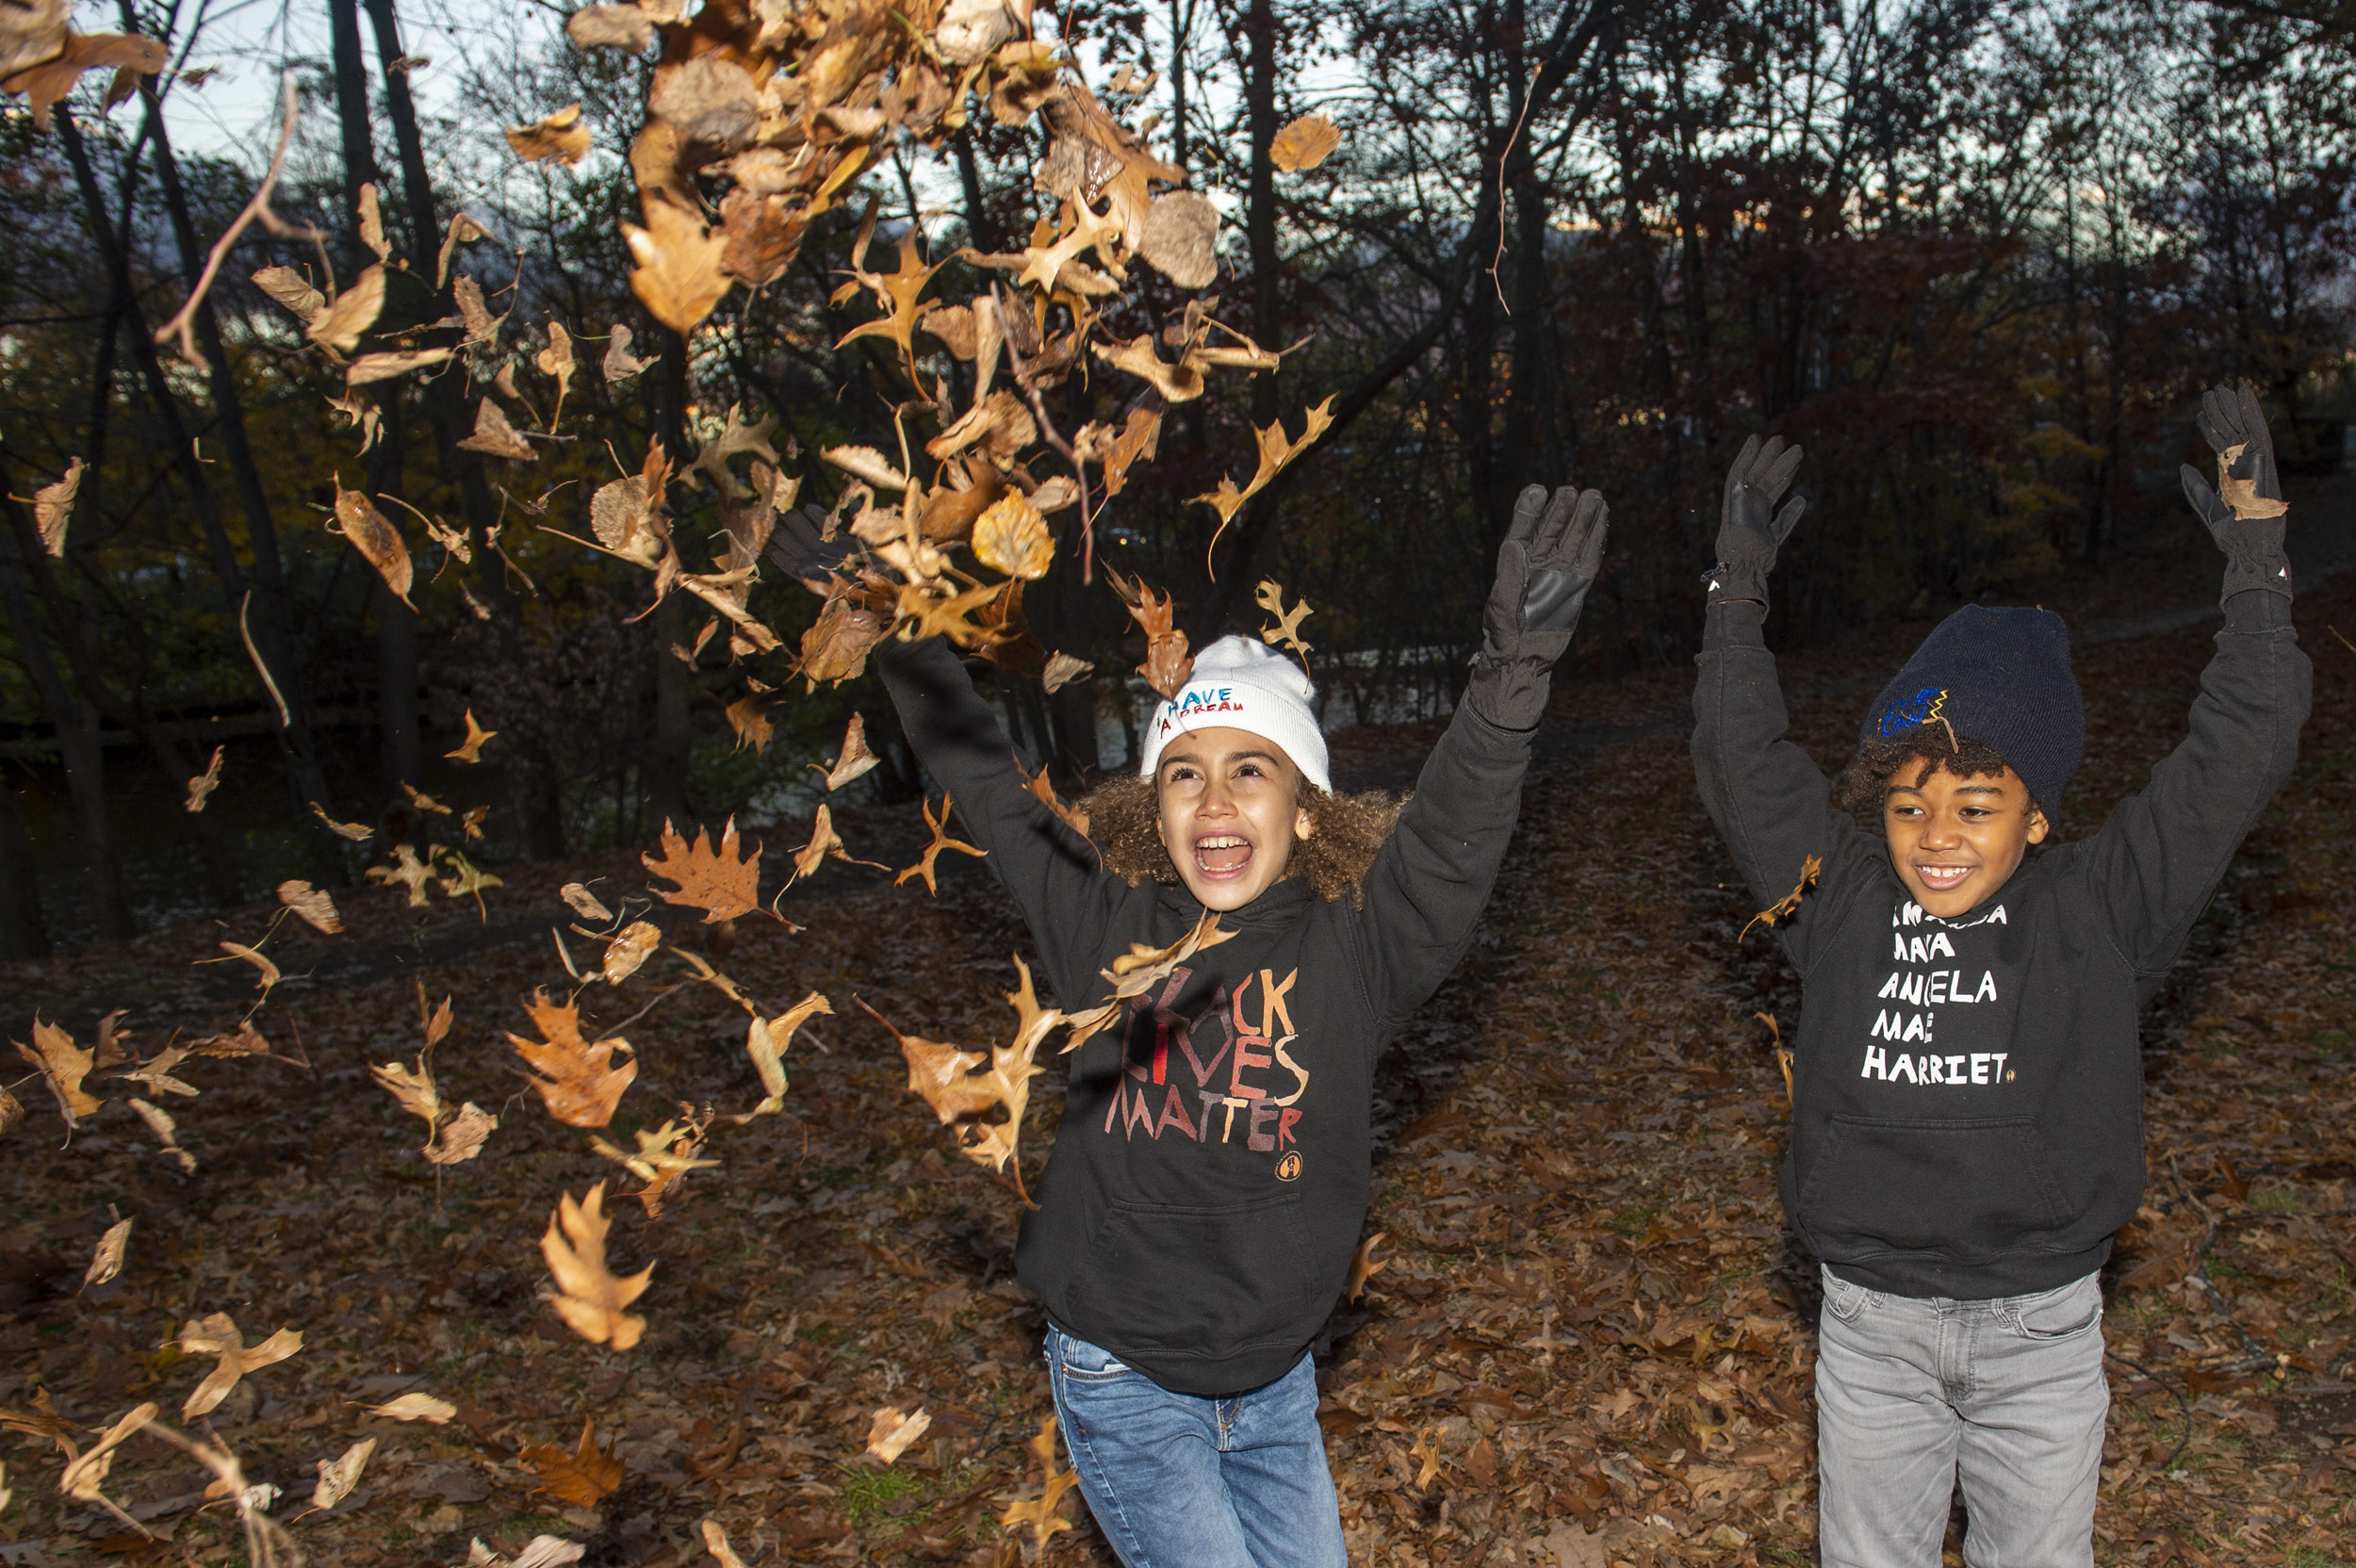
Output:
[1043, 1325, 1347, 1568]
[1815, 1266, 2107, 1568]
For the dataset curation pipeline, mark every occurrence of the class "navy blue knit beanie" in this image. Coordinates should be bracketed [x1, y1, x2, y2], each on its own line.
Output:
[1858, 605, 2085, 815]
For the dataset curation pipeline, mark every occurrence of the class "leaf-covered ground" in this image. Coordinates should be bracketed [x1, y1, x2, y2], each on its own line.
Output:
[5, 495, 2356, 1568]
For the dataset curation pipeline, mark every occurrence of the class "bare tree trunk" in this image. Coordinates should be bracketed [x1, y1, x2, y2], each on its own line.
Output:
[0, 762, 49, 959]
[0, 541, 130, 941]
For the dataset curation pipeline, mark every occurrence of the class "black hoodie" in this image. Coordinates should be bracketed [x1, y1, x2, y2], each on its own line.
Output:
[877, 635, 1530, 1394]
[1692, 592, 2310, 1299]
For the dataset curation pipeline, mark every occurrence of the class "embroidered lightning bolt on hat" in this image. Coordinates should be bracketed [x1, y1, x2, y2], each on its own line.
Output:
[1139, 635, 1331, 792]
[1860, 604, 2086, 817]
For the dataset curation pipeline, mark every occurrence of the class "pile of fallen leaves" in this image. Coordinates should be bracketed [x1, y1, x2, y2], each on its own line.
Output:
[5, 493, 2354, 1566]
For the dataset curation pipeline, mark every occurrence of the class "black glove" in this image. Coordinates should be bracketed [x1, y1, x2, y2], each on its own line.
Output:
[1707, 433, 1807, 609]
[2179, 381, 2292, 604]
[1469, 482, 1608, 728]
[764, 503, 866, 591]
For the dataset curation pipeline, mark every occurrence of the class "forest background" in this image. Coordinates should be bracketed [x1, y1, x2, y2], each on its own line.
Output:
[4, 0, 2355, 945]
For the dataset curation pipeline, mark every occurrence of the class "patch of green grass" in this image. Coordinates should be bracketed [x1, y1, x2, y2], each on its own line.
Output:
[838, 1465, 930, 1531]
[1609, 1205, 1662, 1236]
[2253, 1189, 2301, 1215]
[2288, 1547, 2353, 1568]
[2205, 1257, 2250, 1282]
[2308, 1030, 2349, 1058]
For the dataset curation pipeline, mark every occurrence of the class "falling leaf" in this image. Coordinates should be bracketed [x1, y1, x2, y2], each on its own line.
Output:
[509, 990, 638, 1128]
[359, 1392, 456, 1424]
[834, 225, 945, 372]
[252, 265, 326, 323]
[1093, 332, 1205, 403]
[0, 1086, 24, 1137]
[643, 817, 762, 923]
[427, 1103, 497, 1165]
[562, 882, 616, 923]
[29, 456, 79, 555]
[445, 708, 498, 763]
[182, 745, 224, 811]
[355, 182, 390, 260]
[57, 1401, 155, 1532]
[1740, 853, 1823, 942]
[1192, 397, 1336, 563]
[997, 1414, 1080, 1546]
[1064, 912, 1238, 1052]
[699, 1518, 750, 1568]
[217, 940, 280, 994]
[872, 954, 1061, 1184]
[790, 802, 890, 884]
[1255, 579, 1316, 667]
[1041, 652, 1094, 694]
[372, 1056, 441, 1129]
[1107, 568, 1193, 696]
[15, 1018, 102, 1125]
[119, 1045, 196, 1098]
[176, 1313, 303, 1420]
[864, 1406, 932, 1465]
[83, 1217, 132, 1289]
[589, 1116, 718, 1216]
[523, 1418, 627, 1506]
[402, 783, 454, 817]
[367, 842, 435, 906]
[507, 102, 593, 164]
[309, 264, 387, 354]
[744, 992, 830, 1116]
[1270, 112, 1342, 172]
[686, 404, 781, 498]
[1015, 757, 1090, 840]
[311, 802, 375, 841]
[1347, 1232, 1387, 1301]
[602, 920, 663, 985]
[625, 199, 731, 336]
[536, 320, 577, 426]
[539, 1184, 652, 1349]
[330, 482, 415, 607]
[458, 399, 535, 461]
[973, 491, 1054, 579]
[822, 443, 909, 493]
[346, 347, 455, 385]
[2, 30, 166, 129]
[310, 1435, 376, 1511]
[603, 321, 652, 382]
[268, 879, 340, 935]
[188, 1021, 269, 1058]
[724, 692, 774, 753]
[811, 712, 880, 791]
[895, 792, 987, 894]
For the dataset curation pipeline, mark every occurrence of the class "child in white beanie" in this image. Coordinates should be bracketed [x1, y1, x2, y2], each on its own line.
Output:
[786, 482, 1606, 1568]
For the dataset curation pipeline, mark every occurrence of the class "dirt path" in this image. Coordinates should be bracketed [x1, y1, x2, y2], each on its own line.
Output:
[2, 529, 2353, 1568]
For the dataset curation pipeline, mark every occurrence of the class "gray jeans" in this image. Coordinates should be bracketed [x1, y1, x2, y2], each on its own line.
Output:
[1815, 1266, 2106, 1568]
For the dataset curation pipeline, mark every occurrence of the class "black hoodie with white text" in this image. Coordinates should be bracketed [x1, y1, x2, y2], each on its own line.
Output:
[876, 634, 1530, 1394]
[1691, 592, 2310, 1299]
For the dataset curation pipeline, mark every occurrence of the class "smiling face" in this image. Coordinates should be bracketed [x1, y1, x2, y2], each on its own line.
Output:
[1152, 727, 1315, 910]
[1882, 757, 2050, 916]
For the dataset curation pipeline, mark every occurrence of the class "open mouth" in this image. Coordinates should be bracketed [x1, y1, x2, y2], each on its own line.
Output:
[1193, 833, 1255, 880]
[1914, 863, 1975, 893]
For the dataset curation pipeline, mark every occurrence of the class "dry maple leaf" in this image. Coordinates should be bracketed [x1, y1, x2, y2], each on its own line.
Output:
[998, 1414, 1080, 1547]
[973, 491, 1054, 579]
[1064, 911, 1238, 1053]
[445, 708, 498, 762]
[3, 30, 166, 129]
[743, 991, 831, 1116]
[83, 1217, 132, 1290]
[642, 817, 761, 923]
[867, 955, 1061, 1189]
[183, 744, 223, 811]
[276, 878, 341, 933]
[1270, 112, 1343, 172]
[310, 1435, 375, 1511]
[509, 990, 637, 1128]
[602, 920, 663, 985]
[540, 1182, 652, 1348]
[811, 712, 881, 791]
[15, 1018, 102, 1124]
[895, 792, 987, 894]
[1347, 1232, 1388, 1302]
[864, 1406, 933, 1465]
[724, 692, 773, 754]
[626, 199, 730, 336]
[589, 1114, 718, 1216]
[1740, 853, 1824, 943]
[524, 1418, 626, 1506]
[29, 456, 79, 555]
[175, 1313, 303, 1420]
[507, 102, 592, 164]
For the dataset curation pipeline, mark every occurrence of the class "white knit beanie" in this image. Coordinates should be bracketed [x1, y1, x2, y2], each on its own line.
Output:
[1137, 636, 1330, 792]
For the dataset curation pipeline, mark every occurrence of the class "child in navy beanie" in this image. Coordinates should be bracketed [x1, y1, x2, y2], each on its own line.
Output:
[1690, 386, 2311, 1568]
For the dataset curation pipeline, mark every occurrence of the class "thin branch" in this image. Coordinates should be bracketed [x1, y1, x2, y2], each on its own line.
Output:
[152, 75, 323, 371]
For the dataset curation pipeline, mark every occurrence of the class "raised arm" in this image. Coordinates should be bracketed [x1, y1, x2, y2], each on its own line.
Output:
[2073, 384, 2313, 972]
[1689, 437, 1865, 972]
[1356, 483, 1606, 1026]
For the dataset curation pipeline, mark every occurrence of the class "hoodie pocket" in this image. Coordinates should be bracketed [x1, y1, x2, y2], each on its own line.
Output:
[1797, 1116, 2070, 1260]
[1065, 1194, 1322, 1352]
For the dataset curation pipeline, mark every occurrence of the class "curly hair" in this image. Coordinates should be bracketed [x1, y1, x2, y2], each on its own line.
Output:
[1833, 727, 2045, 820]
[1077, 776, 1408, 906]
